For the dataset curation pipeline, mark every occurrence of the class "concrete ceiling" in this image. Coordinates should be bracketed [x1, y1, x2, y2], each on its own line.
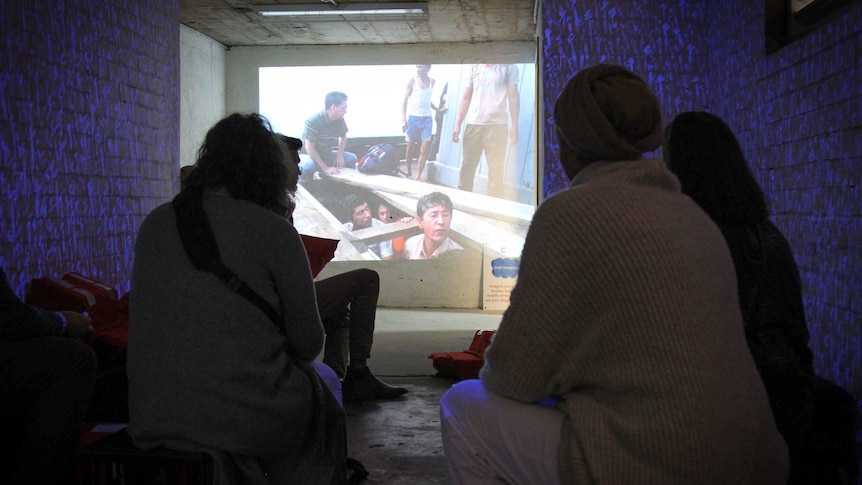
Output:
[179, 0, 539, 47]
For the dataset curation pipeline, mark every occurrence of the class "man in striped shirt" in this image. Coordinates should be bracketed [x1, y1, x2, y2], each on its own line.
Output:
[299, 91, 359, 182]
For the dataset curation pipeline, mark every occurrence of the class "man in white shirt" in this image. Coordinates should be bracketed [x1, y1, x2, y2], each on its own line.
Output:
[451, 64, 520, 197]
[403, 191, 463, 259]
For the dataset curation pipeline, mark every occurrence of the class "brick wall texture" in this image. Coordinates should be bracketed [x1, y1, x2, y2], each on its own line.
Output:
[0, 0, 180, 295]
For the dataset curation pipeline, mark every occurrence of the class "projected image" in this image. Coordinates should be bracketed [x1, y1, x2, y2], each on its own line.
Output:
[260, 63, 536, 263]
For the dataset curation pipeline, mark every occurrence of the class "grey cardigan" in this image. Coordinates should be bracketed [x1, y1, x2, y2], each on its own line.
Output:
[128, 192, 329, 484]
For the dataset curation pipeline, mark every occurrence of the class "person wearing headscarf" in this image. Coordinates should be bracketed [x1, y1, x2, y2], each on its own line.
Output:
[439, 64, 788, 484]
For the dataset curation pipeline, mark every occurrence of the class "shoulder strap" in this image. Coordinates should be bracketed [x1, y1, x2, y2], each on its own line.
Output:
[209, 261, 280, 326]
[172, 189, 280, 327]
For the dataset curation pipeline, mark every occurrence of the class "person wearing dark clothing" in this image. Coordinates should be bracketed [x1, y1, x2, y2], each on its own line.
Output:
[720, 222, 816, 450]
[315, 269, 408, 403]
[0, 266, 96, 485]
[664, 111, 816, 475]
[281, 134, 407, 403]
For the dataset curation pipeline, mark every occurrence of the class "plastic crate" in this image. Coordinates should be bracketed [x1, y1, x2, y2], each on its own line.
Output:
[77, 427, 212, 485]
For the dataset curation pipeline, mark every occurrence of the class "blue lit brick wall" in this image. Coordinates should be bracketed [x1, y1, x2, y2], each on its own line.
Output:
[541, 0, 710, 195]
[543, 0, 861, 452]
[706, 0, 861, 451]
[0, 0, 180, 296]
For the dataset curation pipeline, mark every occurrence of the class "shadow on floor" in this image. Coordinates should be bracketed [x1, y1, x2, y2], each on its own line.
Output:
[345, 376, 457, 484]
[342, 308, 501, 484]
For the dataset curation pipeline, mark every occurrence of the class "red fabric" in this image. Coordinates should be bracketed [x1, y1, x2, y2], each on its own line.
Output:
[62, 272, 120, 330]
[429, 330, 496, 380]
[300, 234, 339, 278]
[92, 315, 129, 349]
[26, 273, 128, 348]
[27, 234, 337, 352]
[25, 276, 89, 314]
[467, 329, 495, 353]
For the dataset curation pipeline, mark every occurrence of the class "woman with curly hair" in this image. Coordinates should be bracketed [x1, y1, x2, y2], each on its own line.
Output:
[180, 113, 296, 216]
[128, 113, 341, 484]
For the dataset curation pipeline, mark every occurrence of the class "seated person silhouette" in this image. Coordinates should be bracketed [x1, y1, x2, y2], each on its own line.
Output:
[1, 265, 95, 485]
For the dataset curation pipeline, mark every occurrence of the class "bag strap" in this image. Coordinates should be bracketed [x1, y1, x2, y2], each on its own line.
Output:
[172, 188, 280, 327]
[173, 189, 348, 474]
[209, 261, 280, 326]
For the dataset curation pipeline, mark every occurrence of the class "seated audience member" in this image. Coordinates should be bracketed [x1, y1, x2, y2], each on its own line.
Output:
[0, 266, 95, 485]
[403, 192, 463, 259]
[280, 135, 407, 403]
[664, 111, 816, 476]
[439, 64, 789, 484]
[128, 113, 341, 484]
[315, 269, 408, 402]
[299, 90, 358, 182]
[342, 193, 395, 260]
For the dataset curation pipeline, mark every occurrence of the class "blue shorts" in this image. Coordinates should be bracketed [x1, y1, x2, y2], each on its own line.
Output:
[405, 115, 432, 142]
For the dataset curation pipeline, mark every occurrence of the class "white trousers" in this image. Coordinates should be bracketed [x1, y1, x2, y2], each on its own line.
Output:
[439, 379, 564, 485]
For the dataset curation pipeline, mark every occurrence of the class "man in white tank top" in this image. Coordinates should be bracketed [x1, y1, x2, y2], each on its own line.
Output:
[401, 64, 438, 181]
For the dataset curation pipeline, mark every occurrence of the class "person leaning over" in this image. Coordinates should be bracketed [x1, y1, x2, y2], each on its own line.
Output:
[439, 64, 789, 485]
[299, 91, 358, 182]
[0, 266, 95, 485]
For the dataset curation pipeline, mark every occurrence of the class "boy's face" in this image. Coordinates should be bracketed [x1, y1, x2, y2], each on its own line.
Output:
[351, 202, 372, 229]
[378, 205, 391, 222]
[418, 203, 452, 244]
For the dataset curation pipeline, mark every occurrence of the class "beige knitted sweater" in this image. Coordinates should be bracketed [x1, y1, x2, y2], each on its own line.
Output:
[481, 159, 788, 484]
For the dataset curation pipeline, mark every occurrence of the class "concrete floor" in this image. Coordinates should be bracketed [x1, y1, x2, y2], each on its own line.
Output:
[343, 308, 502, 484]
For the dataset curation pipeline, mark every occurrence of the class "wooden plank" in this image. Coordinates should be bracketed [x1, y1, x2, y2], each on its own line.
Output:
[350, 220, 419, 245]
[292, 186, 375, 261]
[322, 168, 535, 225]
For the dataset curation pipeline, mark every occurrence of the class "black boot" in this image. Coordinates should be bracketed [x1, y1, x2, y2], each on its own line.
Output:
[342, 365, 407, 403]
